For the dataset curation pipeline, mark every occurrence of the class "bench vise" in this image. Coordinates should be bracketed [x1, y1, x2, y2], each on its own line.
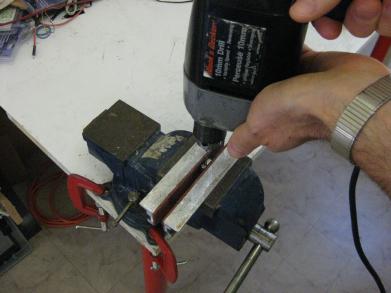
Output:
[83, 100, 264, 249]
[80, 100, 276, 292]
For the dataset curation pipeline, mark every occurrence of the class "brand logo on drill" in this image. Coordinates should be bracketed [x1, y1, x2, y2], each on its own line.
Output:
[206, 20, 217, 77]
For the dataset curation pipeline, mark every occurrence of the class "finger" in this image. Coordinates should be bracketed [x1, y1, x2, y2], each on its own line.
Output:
[227, 123, 261, 158]
[312, 17, 343, 40]
[299, 48, 386, 73]
[302, 45, 314, 55]
[290, 0, 341, 23]
[300, 51, 354, 73]
[344, 0, 382, 37]
[378, 0, 391, 37]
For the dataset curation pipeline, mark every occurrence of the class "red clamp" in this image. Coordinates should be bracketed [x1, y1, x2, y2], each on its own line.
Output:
[67, 174, 108, 223]
[142, 228, 178, 293]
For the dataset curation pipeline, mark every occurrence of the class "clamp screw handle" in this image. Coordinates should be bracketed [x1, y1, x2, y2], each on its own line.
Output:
[265, 219, 280, 233]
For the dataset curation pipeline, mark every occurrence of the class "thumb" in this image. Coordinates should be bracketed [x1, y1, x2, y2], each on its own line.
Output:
[290, 0, 341, 23]
[227, 123, 261, 159]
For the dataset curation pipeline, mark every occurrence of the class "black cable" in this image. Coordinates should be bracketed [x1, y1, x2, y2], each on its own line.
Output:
[349, 166, 386, 293]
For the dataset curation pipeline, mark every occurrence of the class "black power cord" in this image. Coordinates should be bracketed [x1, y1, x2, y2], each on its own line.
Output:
[349, 167, 386, 293]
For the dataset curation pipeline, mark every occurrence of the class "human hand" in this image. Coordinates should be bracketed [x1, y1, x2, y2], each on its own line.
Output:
[290, 0, 391, 39]
[227, 50, 390, 158]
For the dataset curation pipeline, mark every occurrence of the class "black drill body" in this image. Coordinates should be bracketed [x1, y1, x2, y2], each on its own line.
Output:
[184, 0, 305, 100]
[184, 0, 351, 147]
[184, 0, 306, 146]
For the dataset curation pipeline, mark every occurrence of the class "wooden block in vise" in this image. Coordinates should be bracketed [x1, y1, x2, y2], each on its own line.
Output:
[0, 191, 23, 224]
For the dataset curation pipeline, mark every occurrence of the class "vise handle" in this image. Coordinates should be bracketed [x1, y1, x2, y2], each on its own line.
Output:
[224, 219, 280, 293]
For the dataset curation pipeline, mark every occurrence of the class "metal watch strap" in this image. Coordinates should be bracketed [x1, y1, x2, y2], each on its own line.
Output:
[331, 75, 391, 162]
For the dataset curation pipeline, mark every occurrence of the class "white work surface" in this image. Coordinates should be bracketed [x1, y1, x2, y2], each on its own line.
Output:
[0, 0, 370, 185]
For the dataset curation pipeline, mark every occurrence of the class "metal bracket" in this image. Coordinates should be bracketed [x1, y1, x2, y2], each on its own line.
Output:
[75, 205, 108, 232]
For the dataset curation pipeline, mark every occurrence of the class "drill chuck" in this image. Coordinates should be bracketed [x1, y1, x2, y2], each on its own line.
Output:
[193, 122, 226, 148]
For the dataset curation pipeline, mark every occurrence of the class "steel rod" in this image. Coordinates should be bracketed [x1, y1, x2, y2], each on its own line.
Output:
[224, 244, 263, 293]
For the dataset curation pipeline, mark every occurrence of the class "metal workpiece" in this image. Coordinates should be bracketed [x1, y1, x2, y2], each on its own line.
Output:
[163, 148, 238, 233]
[225, 219, 280, 293]
[140, 143, 208, 225]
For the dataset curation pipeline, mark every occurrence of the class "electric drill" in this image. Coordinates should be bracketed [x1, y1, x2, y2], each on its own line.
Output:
[184, 0, 351, 148]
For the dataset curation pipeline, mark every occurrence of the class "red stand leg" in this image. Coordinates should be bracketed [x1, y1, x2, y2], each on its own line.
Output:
[143, 247, 168, 293]
[142, 228, 178, 293]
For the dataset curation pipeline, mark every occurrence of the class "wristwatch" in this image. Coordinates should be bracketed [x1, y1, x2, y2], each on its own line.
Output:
[331, 75, 391, 163]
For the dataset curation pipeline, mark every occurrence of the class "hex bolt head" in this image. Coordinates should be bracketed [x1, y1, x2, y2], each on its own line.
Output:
[128, 191, 140, 203]
[150, 262, 160, 271]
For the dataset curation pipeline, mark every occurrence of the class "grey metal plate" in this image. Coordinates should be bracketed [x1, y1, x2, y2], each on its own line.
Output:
[163, 148, 238, 232]
[140, 143, 207, 225]
[202, 157, 252, 218]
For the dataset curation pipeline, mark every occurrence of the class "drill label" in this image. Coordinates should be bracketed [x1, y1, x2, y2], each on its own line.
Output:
[204, 16, 266, 88]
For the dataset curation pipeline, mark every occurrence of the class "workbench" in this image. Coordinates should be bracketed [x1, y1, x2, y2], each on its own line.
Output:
[0, 0, 373, 255]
